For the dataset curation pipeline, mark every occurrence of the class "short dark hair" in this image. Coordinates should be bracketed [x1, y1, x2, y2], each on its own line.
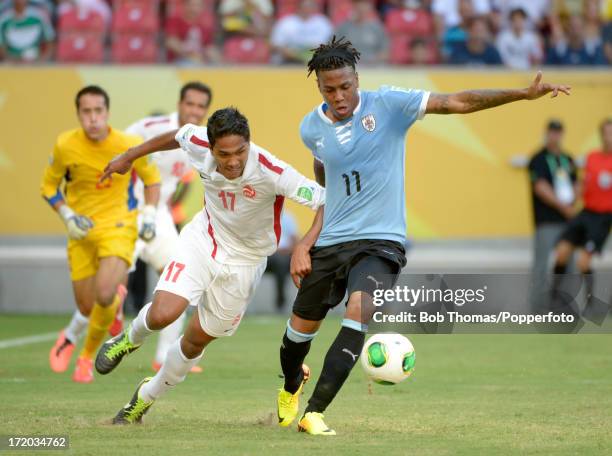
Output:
[547, 119, 564, 131]
[307, 35, 361, 77]
[207, 107, 250, 148]
[75, 85, 109, 110]
[509, 8, 527, 20]
[180, 81, 213, 107]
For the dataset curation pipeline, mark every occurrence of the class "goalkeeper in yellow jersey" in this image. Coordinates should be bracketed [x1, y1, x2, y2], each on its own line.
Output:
[41, 85, 161, 383]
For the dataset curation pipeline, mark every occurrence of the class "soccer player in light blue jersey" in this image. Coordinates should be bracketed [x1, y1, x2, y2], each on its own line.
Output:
[276, 36, 571, 435]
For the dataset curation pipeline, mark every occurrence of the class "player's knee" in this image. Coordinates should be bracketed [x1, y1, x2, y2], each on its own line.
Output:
[576, 252, 592, 273]
[147, 304, 177, 330]
[555, 241, 573, 264]
[95, 284, 117, 306]
[180, 335, 207, 359]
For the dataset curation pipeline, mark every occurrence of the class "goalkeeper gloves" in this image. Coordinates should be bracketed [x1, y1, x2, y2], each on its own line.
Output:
[139, 205, 157, 242]
[58, 205, 94, 240]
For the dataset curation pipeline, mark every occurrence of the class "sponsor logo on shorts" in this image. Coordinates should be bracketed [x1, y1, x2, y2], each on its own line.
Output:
[243, 185, 256, 199]
[297, 186, 314, 201]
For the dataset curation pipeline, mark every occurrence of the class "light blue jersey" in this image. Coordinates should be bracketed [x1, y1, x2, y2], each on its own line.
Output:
[300, 86, 429, 247]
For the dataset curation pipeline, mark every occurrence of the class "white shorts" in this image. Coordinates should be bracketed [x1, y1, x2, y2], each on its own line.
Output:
[132, 207, 179, 272]
[154, 212, 266, 338]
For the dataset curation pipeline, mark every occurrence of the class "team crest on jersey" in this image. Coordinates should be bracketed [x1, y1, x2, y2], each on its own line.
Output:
[361, 114, 376, 132]
[243, 185, 256, 199]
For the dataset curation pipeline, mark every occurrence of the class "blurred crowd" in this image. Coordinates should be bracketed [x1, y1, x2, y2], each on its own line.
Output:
[0, 0, 611, 66]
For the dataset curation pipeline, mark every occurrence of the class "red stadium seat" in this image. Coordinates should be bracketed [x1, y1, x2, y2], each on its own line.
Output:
[274, 0, 324, 19]
[112, 1, 159, 33]
[385, 8, 434, 37]
[328, 0, 377, 25]
[165, 0, 215, 17]
[112, 33, 158, 63]
[58, 8, 106, 34]
[223, 37, 270, 63]
[57, 32, 105, 63]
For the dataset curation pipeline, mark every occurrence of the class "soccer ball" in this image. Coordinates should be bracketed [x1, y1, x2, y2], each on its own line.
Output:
[360, 333, 416, 385]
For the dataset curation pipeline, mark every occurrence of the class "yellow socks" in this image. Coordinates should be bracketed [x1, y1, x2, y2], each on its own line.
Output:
[80, 295, 119, 360]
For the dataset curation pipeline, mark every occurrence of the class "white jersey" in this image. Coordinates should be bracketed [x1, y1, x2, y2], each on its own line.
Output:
[175, 123, 325, 265]
[125, 112, 190, 207]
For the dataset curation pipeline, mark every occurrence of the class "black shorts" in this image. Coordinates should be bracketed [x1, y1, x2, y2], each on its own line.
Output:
[559, 209, 612, 253]
[292, 239, 407, 321]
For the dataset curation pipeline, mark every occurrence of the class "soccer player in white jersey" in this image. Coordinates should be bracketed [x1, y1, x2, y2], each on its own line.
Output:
[125, 81, 213, 373]
[276, 36, 571, 435]
[94, 107, 325, 424]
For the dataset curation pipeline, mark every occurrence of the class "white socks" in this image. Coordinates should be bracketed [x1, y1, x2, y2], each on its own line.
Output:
[128, 302, 154, 345]
[64, 310, 89, 343]
[140, 338, 203, 402]
[155, 312, 186, 365]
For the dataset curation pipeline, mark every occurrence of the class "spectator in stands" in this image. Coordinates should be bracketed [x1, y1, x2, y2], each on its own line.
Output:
[57, 0, 111, 27]
[220, 0, 273, 38]
[165, 0, 220, 65]
[582, 0, 604, 50]
[335, 0, 389, 65]
[448, 16, 503, 64]
[527, 120, 578, 313]
[441, 0, 476, 58]
[546, 14, 606, 65]
[490, 0, 550, 32]
[270, 0, 332, 64]
[410, 36, 433, 64]
[603, 20, 612, 63]
[433, 0, 492, 39]
[0, 0, 54, 62]
[496, 8, 543, 69]
[0, 0, 53, 18]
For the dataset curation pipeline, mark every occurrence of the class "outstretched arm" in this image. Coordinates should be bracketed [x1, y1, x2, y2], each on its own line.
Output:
[100, 129, 180, 181]
[426, 72, 571, 115]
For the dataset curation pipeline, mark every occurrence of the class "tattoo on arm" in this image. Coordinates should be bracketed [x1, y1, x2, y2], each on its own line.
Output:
[428, 89, 525, 114]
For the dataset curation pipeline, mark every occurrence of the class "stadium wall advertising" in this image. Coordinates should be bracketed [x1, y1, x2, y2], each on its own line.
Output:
[0, 68, 609, 238]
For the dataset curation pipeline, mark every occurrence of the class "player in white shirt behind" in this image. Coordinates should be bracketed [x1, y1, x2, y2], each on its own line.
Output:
[125, 81, 213, 373]
[95, 107, 325, 424]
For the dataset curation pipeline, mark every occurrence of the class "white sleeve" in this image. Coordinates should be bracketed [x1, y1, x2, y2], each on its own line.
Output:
[175, 123, 209, 154]
[276, 166, 325, 211]
[125, 119, 146, 138]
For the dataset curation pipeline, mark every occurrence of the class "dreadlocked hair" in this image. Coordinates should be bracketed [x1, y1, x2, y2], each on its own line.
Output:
[307, 35, 361, 77]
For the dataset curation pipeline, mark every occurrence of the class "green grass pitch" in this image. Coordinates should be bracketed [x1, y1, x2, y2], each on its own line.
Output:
[1, 314, 612, 455]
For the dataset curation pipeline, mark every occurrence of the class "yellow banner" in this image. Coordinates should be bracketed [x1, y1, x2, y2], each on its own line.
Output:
[0, 68, 610, 238]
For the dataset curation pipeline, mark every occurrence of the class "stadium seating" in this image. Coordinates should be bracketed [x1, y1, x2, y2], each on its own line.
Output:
[165, 0, 215, 17]
[385, 8, 434, 38]
[223, 37, 270, 63]
[274, 0, 324, 19]
[57, 33, 105, 63]
[112, 33, 158, 63]
[112, 0, 160, 34]
[58, 8, 106, 34]
[328, 0, 377, 25]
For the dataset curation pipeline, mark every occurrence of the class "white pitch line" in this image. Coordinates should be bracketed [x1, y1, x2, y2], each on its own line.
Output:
[0, 332, 57, 350]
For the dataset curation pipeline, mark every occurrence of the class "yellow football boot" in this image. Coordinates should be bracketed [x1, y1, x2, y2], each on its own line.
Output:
[297, 412, 336, 436]
[277, 364, 310, 427]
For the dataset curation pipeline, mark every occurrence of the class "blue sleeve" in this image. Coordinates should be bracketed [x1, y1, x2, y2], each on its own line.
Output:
[299, 115, 322, 162]
[379, 85, 430, 131]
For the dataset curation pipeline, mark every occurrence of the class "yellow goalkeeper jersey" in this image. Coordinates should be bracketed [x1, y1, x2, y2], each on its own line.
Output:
[41, 127, 160, 229]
